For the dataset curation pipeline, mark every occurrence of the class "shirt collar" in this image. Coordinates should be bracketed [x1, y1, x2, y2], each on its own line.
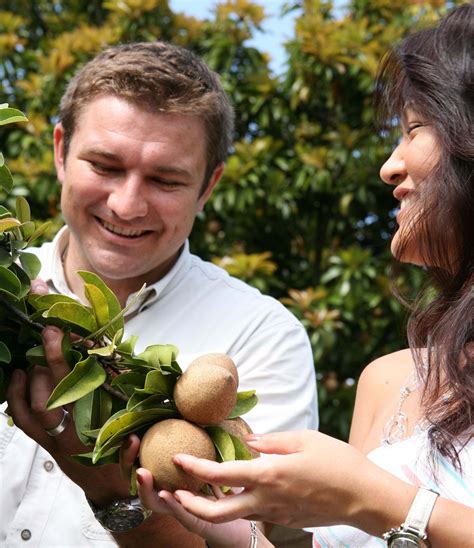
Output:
[44, 226, 192, 318]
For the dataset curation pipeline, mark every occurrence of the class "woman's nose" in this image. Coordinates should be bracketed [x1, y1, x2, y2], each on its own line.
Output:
[380, 144, 407, 186]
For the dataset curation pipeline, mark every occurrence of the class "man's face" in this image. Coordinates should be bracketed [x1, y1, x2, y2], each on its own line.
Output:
[54, 96, 223, 294]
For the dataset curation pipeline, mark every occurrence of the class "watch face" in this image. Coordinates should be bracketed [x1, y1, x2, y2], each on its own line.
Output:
[104, 508, 145, 533]
[388, 533, 422, 548]
[390, 539, 421, 548]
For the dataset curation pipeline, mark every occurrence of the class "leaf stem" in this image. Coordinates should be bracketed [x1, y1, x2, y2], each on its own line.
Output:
[0, 295, 44, 332]
[102, 381, 129, 402]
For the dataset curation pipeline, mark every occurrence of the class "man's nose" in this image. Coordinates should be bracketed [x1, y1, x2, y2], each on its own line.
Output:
[106, 176, 148, 220]
[380, 143, 407, 186]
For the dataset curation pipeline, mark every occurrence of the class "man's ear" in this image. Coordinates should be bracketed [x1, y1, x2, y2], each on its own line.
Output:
[197, 163, 225, 211]
[53, 123, 66, 185]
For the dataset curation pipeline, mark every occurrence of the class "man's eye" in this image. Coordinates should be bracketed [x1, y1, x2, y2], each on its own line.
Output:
[153, 178, 181, 187]
[90, 162, 118, 173]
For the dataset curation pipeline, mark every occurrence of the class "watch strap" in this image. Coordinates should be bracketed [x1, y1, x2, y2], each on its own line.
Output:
[402, 487, 439, 539]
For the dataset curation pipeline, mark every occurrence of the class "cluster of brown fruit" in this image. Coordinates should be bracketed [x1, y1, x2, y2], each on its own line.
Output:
[139, 353, 258, 492]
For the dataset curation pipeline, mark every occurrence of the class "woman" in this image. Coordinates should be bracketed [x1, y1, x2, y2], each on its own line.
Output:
[136, 4, 473, 546]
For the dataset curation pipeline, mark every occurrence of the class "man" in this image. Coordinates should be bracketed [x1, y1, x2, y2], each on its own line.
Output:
[0, 42, 317, 547]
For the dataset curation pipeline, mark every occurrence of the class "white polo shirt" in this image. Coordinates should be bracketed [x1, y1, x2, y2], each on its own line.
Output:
[0, 227, 318, 547]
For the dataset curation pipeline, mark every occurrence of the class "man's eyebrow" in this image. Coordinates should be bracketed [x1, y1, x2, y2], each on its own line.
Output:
[81, 147, 193, 178]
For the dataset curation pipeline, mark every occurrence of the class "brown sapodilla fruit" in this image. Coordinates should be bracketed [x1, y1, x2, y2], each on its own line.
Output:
[219, 417, 260, 459]
[187, 353, 239, 385]
[174, 362, 237, 425]
[139, 418, 216, 492]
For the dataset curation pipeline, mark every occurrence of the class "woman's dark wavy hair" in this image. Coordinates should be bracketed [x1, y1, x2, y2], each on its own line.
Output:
[375, 3, 473, 469]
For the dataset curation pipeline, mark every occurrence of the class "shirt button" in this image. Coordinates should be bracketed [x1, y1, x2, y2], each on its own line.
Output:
[21, 529, 32, 540]
[44, 460, 54, 472]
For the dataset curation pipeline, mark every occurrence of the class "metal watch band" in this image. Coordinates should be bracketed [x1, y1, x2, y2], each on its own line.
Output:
[402, 487, 439, 539]
[87, 497, 151, 533]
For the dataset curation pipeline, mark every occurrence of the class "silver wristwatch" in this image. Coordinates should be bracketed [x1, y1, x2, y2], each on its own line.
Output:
[383, 487, 439, 547]
[87, 497, 152, 533]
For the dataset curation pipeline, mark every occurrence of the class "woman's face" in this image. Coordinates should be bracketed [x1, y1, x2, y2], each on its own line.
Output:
[380, 109, 440, 266]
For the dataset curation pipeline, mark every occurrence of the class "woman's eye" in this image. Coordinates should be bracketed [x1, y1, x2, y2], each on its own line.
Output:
[406, 123, 423, 135]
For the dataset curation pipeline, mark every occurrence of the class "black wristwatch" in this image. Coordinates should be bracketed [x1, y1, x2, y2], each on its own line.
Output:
[87, 497, 152, 533]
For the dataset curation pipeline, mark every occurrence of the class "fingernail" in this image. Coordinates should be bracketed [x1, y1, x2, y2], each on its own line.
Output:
[136, 472, 143, 486]
[42, 327, 59, 343]
[245, 434, 262, 443]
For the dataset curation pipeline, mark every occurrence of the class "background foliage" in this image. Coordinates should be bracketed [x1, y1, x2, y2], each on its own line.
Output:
[0, 0, 455, 439]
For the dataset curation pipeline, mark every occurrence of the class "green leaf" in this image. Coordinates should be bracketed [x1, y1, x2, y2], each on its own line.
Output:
[0, 107, 28, 126]
[227, 391, 258, 419]
[228, 433, 253, 460]
[78, 271, 123, 337]
[138, 344, 179, 368]
[0, 164, 12, 193]
[43, 302, 97, 335]
[74, 390, 97, 445]
[160, 361, 183, 377]
[19, 252, 41, 280]
[134, 369, 175, 397]
[15, 196, 31, 223]
[84, 282, 110, 329]
[206, 426, 235, 462]
[73, 447, 120, 466]
[116, 335, 138, 356]
[0, 248, 12, 267]
[46, 356, 106, 410]
[29, 293, 79, 311]
[25, 345, 47, 366]
[0, 205, 11, 217]
[27, 221, 52, 245]
[0, 217, 21, 232]
[111, 371, 145, 388]
[74, 387, 113, 445]
[126, 393, 168, 412]
[93, 407, 178, 462]
[0, 265, 22, 300]
[0, 341, 11, 363]
[20, 221, 35, 240]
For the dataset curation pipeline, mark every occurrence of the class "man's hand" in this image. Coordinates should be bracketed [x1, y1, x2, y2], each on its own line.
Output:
[7, 323, 134, 506]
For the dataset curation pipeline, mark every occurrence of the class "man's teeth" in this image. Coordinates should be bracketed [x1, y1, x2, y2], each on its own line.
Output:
[101, 220, 146, 237]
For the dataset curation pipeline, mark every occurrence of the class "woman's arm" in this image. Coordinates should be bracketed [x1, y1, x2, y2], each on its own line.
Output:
[170, 431, 473, 547]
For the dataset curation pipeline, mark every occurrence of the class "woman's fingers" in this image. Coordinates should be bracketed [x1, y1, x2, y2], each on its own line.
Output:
[136, 469, 173, 516]
[174, 488, 259, 523]
[173, 454, 260, 488]
[245, 430, 308, 456]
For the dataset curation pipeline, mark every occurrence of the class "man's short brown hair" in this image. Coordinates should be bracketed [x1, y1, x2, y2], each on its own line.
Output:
[59, 41, 234, 188]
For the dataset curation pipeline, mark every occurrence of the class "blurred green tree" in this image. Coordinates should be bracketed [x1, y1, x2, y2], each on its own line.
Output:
[0, 0, 455, 439]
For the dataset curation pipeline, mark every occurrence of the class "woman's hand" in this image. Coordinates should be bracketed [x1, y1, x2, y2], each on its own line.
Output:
[136, 468, 271, 547]
[170, 430, 404, 532]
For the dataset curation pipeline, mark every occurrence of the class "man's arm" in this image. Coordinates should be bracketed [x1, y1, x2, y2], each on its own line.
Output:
[6, 326, 205, 548]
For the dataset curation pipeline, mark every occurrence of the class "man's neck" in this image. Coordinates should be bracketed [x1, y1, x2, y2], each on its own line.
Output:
[62, 245, 183, 309]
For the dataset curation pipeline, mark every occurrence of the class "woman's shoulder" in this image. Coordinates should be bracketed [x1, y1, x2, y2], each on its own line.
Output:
[359, 348, 415, 390]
